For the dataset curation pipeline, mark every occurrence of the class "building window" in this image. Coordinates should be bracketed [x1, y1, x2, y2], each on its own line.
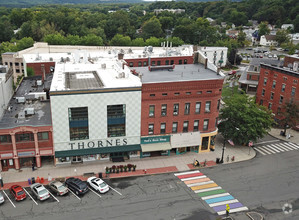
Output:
[150, 94, 155, 97]
[174, 92, 180, 96]
[143, 61, 147, 66]
[283, 77, 287, 81]
[248, 75, 252, 80]
[279, 96, 283, 104]
[272, 81, 276, 89]
[138, 61, 142, 67]
[277, 107, 281, 115]
[69, 107, 89, 141]
[268, 103, 272, 110]
[4, 62, 8, 65]
[217, 99, 220, 111]
[184, 103, 190, 115]
[203, 119, 209, 131]
[170, 60, 174, 65]
[197, 91, 202, 94]
[148, 124, 154, 135]
[183, 121, 189, 132]
[149, 105, 155, 117]
[193, 120, 199, 132]
[179, 60, 182, 64]
[263, 78, 267, 86]
[161, 104, 167, 116]
[172, 122, 178, 133]
[265, 71, 269, 75]
[0, 135, 11, 143]
[262, 89, 265, 97]
[165, 60, 169, 65]
[38, 132, 49, 140]
[291, 87, 296, 96]
[151, 61, 155, 66]
[160, 123, 166, 134]
[186, 92, 191, 95]
[205, 101, 211, 113]
[215, 117, 218, 128]
[195, 102, 201, 114]
[16, 69, 20, 73]
[207, 91, 212, 94]
[16, 132, 34, 142]
[157, 61, 161, 66]
[173, 104, 179, 115]
[270, 92, 274, 100]
[162, 93, 167, 96]
[107, 105, 126, 137]
[259, 99, 263, 105]
[281, 84, 286, 92]
[129, 62, 133, 67]
[184, 59, 187, 64]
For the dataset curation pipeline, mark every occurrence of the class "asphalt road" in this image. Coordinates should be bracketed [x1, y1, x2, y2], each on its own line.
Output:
[0, 136, 298, 220]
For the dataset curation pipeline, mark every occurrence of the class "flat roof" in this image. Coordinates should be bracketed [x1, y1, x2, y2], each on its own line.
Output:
[0, 75, 53, 129]
[133, 63, 223, 84]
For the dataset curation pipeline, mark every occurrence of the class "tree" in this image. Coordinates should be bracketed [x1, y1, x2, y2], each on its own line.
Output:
[228, 49, 242, 65]
[279, 100, 299, 135]
[167, 37, 184, 46]
[218, 91, 274, 145]
[110, 34, 131, 46]
[81, 34, 103, 46]
[258, 21, 270, 40]
[16, 37, 34, 51]
[145, 37, 161, 47]
[0, 16, 14, 42]
[294, 14, 299, 33]
[43, 33, 66, 45]
[132, 38, 145, 46]
[142, 17, 163, 39]
[275, 29, 290, 45]
[237, 31, 247, 47]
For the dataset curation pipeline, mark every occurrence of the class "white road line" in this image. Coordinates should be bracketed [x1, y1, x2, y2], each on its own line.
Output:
[254, 147, 267, 155]
[266, 145, 281, 153]
[270, 144, 285, 152]
[187, 181, 214, 188]
[256, 146, 272, 155]
[67, 188, 81, 200]
[283, 143, 297, 150]
[217, 206, 249, 215]
[2, 190, 16, 208]
[181, 176, 207, 182]
[254, 140, 280, 145]
[279, 143, 294, 151]
[109, 186, 122, 196]
[194, 186, 222, 194]
[174, 170, 200, 176]
[286, 142, 299, 149]
[288, 142, 299, 149]
[88, 187, 102, 198]
[23, 188, 38, 205]
[202, 193, 230, 200]
[259, 146, 276, 154]
[274, 144, 290, 151]
[209, 199, 239, 207]
[47, 189, 59, 202]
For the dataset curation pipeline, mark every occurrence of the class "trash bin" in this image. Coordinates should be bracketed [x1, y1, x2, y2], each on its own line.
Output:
[31, 177, 35, 184]
[216, 158, 220, 164]
[28, 178, 31, 185]
[98, 172, 103, 178]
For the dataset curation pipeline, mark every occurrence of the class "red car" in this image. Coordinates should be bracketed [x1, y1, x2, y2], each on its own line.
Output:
[10, 185, 26, 201]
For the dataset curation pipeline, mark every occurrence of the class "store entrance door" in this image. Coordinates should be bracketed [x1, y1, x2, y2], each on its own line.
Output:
[1, 159, 9, 171]
[110, 152, 125, 162]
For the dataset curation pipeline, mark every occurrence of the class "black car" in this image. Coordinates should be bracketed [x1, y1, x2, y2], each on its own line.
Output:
[65, 178, 89, 195]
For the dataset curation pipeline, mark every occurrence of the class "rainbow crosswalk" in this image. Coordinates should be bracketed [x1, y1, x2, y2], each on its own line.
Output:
[174, 170, 248, 216]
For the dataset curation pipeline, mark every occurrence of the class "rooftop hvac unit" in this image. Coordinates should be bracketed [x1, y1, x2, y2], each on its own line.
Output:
[118, 72, 125, 78]
[293, 62, 298, 71]
[101, 63, 106, 69]
[16, 97, 26, 103]
[37, 80, 42, 86]
[49, 57, 53, 61]
[24, 108, 34, 116]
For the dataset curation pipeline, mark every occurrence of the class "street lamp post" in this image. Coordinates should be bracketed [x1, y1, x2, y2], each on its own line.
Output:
[220, 139, 226, 163]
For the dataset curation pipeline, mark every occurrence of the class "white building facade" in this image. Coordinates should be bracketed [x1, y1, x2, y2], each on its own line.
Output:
[198, 47, 228, 67]
[0, 66, 14, 119]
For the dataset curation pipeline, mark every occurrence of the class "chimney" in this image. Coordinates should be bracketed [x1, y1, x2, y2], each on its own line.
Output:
[193, 52, 199, 64]
[193, 45, 198, 52]
[118, 53, 124, 60]
[205, 58, 208, 69]
[217, 67, 220, 75]
[41, 64, 46, 82]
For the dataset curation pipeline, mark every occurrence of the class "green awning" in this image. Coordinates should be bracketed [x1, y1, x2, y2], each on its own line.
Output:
[55, 144, 141, 158]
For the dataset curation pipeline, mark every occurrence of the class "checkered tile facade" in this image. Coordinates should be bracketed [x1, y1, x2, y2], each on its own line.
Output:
[51, 90, 141, 152]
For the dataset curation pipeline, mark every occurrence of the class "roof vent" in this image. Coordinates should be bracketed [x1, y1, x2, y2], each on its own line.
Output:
[16, 97, 26, 103]
[24, 108, 35, 116]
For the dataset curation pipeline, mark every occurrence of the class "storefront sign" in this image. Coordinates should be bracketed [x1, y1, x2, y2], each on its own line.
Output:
[141, 136, 170, 144]
[69, 138, 128, 150]
[1, 153, 13, 158]
[171, 132, 201, 148]
[18, 151, 35, 157]
[40, 150, 53, 156]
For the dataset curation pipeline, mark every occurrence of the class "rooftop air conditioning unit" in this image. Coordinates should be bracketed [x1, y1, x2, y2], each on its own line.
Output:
[24, 108, 35, 116]
[37, 80, 42, 86]
[101, 63, 106, 69]
[16, 97, 26, 103]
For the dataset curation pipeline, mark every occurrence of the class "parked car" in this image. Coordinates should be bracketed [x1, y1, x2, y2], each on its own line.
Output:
[273, 54, 278, 58]
[268, 54, 273, 58]
[65, 177, 89, 196]
[30, 183, 50, 201]
[48, 181, 68, 196]
[228, 70, 237, 75]
[10, 185, 26, 201]
[245, 48, 253, 50]
[0, 192, 4, 204]
[87, 177, 110, 193]
[259, 55, 263, 58]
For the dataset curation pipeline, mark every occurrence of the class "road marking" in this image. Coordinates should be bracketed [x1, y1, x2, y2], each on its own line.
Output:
[181, 175, 207, 182]
[174, 170, 200, 176]
[209, 199, 239, 207]
[187, 181, 214, 188]
[274, 143, 290, 151]
[254, 147, 266, 155]
[2, 190, 16, 208]
[217, 206, 249, 215]
[259, 146, 276, 154]
[288, 142, 299, 149]
[67, 188, 81, 200]
[88, 187, 102, 198]
[266, 145, 280, 153]
[109, 186, 122, 196]
[270, 144, 285, 152]
[254, 140, 280, 145]
[23, 188, 38, 205]
[194, 186, 222, 194]
[285, 142, 299, 149]
[256, 146, 271, 155]
[47, 189, 59, 202]
[202, 193, 230, 200]
[278, 143, 293, 151]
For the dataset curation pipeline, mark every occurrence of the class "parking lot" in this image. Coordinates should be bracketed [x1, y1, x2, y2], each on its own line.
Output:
[0, 174, 215, 220]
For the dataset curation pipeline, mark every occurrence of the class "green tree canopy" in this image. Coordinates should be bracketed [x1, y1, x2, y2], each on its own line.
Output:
[258, 21, 270, 39]
[142, 17, 163, 39]
[110, 34, 131, 46]
[275, 29, 290, 46]
[279, 100, 299, 134]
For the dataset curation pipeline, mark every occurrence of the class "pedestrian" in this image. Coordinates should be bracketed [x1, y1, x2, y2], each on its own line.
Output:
[226, 155, 230, 163]
[32, 161, 35, 171]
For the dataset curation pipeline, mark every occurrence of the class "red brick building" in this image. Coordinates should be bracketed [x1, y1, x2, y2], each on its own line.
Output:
[26, 62, 55, 76]
[125, 56, 193, 68]
[256, 63, 299, 121]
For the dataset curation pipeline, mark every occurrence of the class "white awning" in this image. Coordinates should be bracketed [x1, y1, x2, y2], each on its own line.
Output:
[171, 132, 201, 148]
[141, 143, 172, 152]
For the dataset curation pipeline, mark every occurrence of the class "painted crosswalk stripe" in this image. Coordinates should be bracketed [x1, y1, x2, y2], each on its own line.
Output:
[184, 177, 211, 185]
[198, 189, 226, 197]
[205, 195, 234, 204]
[254, 147, 267, 155]
[202, 193, 230, 200]
[274, 143, 291, 151]
[288, 142, 299, 149]
[181, 175, 207, 182]
[187, 181, 214, 188]
[285, 142, 299, 149]
[259, 145, 276, 154]
[194, 186, 222, 194]
[278, 143, 294, 151]
[213, 202, 244, 212]
[191, 183, 218, 191]
[217, 206, 248, 215]
[174, 170, 200, 176]
[283, 143, 297, 150]
[266, 145, 280, 153]
[177, 172, 204, 179]
[209, 199, 239, 207]
[270, 144, 285, 152]
[257, 146, 272, 154]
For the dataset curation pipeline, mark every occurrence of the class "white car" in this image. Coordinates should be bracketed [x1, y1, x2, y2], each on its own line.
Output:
[87, 177, 109, 193]
[30, 183, 50, 201]
[0, 192, 4, 204]
[273, 54, 278, 58]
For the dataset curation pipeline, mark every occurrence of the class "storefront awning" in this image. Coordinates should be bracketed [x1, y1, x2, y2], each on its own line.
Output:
[141, 143, 172, 152]
[55, 144, 141, 158]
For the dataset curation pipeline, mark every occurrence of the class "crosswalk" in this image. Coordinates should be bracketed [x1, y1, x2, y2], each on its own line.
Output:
[254, 142, 299, 156]
[174, 170, 248, 216]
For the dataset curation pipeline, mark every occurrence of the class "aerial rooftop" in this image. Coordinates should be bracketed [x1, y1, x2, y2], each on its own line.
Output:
[0, 74, 53, 129]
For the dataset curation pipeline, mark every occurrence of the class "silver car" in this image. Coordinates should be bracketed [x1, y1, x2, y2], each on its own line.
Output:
[48, 181, 68, 196]
[0, 192, 4, 204]
[30, 183, 50, 201]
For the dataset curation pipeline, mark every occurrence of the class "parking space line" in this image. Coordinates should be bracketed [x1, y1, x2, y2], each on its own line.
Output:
[67, 188, 81, 200]
[47, 190, 60, 202]
[23, 188, 38, 205]
[109, 186, 122, 196]
[2, 190, 16, 208]
[88, 187, 102, 198]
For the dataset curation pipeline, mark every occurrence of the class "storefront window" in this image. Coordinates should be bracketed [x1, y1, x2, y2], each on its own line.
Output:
[38, 132, 49, 140]
[107, 105, 126, 137]
[58, 157, 70, 163]
[201, 137, 209, 150]
[129, 151, 139, 158]
[16, 132, 34, 142]
[69, 107, 89, 140]
[0, 135, 11, 143]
